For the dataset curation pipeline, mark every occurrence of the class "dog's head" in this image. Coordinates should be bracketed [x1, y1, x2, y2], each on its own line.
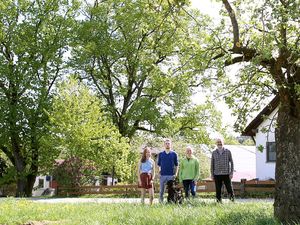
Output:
[166, 180, 176, 190]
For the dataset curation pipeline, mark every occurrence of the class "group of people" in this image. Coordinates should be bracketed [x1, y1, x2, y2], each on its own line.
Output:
[137, 138, 235, 205]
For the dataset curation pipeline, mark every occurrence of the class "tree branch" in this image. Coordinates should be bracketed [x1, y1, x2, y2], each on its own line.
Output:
[0, 146, 15, 166]
[222, 0, 240, 49]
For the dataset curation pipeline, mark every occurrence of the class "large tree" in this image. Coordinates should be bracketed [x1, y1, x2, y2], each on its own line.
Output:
[43, 78, 131, 181]
[200, 0, 300, 223]
[0, 0, 78, 196]
[72, 0, 221, 139]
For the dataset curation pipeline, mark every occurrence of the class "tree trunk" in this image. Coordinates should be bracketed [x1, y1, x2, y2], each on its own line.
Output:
[25, 174, 36, 197]
[274, 102, 300, 223]
[12, 137, 28, 197]
[12, 139, 36, 197]
[16, 178, 27, 197]
[15, 156, 27, 197]
[15, 174, 36, 197]
[15, 160, 36, 197]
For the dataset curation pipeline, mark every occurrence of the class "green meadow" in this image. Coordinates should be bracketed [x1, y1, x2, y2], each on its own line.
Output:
[0, 199, 279, 225]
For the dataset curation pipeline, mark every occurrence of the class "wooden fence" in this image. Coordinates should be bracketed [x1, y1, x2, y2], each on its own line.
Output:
[56, 179, 275, 196]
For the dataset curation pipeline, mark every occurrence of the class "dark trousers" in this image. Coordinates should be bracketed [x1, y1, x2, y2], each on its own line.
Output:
[182, 180, 196, 198]
[214, 175, 234, 202]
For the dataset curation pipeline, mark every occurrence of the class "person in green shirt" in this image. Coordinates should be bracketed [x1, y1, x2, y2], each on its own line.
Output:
[179, 146, 200, 198]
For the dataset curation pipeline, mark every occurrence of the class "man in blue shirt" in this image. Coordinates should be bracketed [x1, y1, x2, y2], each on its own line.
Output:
[157, 138, 179, 203]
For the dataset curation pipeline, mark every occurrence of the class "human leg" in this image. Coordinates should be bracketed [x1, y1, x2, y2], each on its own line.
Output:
[141, 188, 146, 204]
[190, 180, 196, 197]
[182, 180, 190, 198]
[148, 187, 154, 205]
[223, 175, 234, 201]
[214, 175, 223, 202]
[159, 176, 167, 203]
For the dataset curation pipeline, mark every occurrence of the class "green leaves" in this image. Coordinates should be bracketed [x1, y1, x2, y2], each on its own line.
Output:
[72, 0, 215, 139]
[43, 77, 131, 180]
[0, 0, 78, 195]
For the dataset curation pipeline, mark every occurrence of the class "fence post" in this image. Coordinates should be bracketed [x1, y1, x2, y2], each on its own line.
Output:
[240, 179, 246, 197]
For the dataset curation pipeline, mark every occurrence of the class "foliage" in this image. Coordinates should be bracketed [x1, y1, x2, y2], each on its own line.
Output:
[0, 156, 7, 177]
[0, 155, 16, 186]
[52, 157, 97, 188]
[242, 138, 255, 146]
[0, 0, 79, 196]
[43, 77, 131, 181]
[200, 0, 300, 222]
[223, 135, 240, 145]
[72, 0, 221, 139]
[257, 144, 264, 153]
[202, 0, 300, 131]
[223, 135, 255, 146]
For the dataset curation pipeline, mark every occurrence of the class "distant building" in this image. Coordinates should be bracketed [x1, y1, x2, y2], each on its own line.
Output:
[32, 175, 55, 197]
[242, 96, 279, 180]
[222, 145, 256, 182]
[206, 145, 256, 182]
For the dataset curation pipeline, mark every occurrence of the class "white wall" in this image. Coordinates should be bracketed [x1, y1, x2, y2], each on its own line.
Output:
[255, 108, 277, 180]
[33, 175, 51, 189]
[226, 145, 256, 181]
[107, 177, 118, 186]
[32, 175, 52, 196]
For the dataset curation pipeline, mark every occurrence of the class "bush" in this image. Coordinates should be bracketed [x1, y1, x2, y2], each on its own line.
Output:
[52, 157, 98, 188]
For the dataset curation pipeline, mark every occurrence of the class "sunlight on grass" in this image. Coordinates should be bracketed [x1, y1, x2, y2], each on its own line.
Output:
[0, 198, 279, 225]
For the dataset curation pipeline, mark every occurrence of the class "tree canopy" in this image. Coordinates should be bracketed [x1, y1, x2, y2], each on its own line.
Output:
[72, 0, 222, 139]
[43, 78, 131, 181]
[199, 0, 300, 222]
[0, 0, 79, 196]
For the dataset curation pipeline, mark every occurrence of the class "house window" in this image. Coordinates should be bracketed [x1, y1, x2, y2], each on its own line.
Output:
[38, 179, 44, 188]
[266, 142, 276, 162]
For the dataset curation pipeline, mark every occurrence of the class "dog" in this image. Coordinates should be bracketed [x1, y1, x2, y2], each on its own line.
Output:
[166, 179, 184, 204]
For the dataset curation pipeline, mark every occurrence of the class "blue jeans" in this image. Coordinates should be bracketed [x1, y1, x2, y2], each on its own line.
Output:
[183, 180, 196, 198]
[159, 175, 174, 203]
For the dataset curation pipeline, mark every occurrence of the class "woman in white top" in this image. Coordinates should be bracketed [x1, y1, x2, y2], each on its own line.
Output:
[137, 146, 155, 205]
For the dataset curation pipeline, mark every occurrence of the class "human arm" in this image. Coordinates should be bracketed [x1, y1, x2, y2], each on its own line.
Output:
[151, 159, 156, 182]
[174, 166, 179, 179]
[194, 158, 200, 182]
[174, 152, 179, 178]
[179, 160, 183, 183]
[157, 153, 161, 177]
[210, 152, 214, 180]
[137, 161, 141, 184]
[229, 151, 234, 179]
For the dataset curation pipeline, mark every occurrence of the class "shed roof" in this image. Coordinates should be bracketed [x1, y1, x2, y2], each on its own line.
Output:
[242, 95, 279, 137]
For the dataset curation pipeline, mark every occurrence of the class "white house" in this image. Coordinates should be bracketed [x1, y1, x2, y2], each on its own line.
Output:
[32, 175, 55, 196]
[242, 96, 279, 180]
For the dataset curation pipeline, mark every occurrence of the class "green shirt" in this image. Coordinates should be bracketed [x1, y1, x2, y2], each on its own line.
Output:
[179, 156, 200, 183]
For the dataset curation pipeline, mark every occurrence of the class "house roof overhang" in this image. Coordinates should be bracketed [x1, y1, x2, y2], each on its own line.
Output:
[241, 95, 280, 137]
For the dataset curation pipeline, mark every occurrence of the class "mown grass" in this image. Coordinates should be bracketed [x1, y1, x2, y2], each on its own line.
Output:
[0, 198, 279, 225]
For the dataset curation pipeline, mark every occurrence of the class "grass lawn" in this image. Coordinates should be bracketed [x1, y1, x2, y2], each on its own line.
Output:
[0, 198, 279, 225]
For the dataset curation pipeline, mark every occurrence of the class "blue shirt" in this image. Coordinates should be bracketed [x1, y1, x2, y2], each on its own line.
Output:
[157, 150, 178, 176]
[140, 159, 154, 173]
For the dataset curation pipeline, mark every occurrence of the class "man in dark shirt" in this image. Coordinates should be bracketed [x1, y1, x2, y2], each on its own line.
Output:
[157, 138, 179, 203]
[211, 138, 234, 202]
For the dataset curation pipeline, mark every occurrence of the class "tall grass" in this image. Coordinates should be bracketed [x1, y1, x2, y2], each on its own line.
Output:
[0, 198, 279, 225]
